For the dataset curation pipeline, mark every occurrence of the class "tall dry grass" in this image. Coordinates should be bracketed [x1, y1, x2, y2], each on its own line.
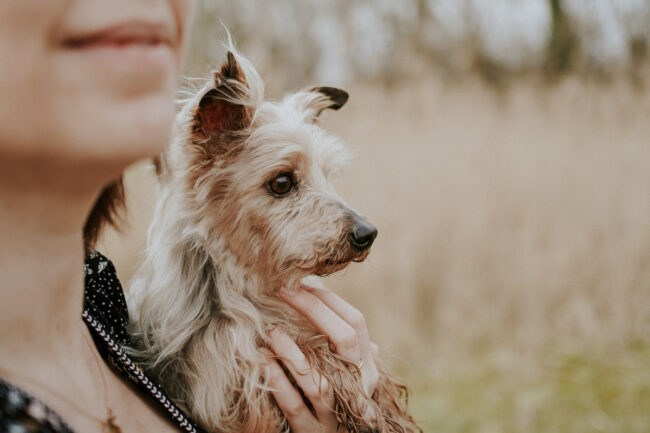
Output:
[320, 77, 650, 371]
[99, 76, 650, 428]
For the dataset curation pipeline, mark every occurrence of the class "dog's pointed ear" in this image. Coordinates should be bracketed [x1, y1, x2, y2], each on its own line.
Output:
[308, 86, 349, 117]
[192, 51, 253, 147]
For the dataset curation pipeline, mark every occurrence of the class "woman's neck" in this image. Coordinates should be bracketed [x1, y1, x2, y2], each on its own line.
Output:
[0, 160, 99, 366]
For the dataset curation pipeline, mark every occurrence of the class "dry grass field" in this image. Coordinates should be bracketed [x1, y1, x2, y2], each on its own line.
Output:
[99, 76, 650, 432]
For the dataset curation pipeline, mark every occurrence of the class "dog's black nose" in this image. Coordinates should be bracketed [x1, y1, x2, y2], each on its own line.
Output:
[350, 219, 378, 251]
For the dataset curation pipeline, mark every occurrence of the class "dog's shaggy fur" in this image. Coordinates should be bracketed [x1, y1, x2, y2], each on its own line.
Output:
[127, 48, 420, 433]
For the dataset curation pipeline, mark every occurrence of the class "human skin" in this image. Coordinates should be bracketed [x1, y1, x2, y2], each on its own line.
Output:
[0, 1, 378, 432]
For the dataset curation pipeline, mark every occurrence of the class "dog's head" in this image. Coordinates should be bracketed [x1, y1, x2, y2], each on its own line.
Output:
[177, 50, 377, 288]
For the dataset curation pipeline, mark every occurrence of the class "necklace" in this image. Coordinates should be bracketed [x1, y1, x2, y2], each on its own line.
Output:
[0, 331, 122, 433]
[83, 331, 122, 433]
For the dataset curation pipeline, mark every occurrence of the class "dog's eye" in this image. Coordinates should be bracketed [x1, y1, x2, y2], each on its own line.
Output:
[268, 173, 295, 197]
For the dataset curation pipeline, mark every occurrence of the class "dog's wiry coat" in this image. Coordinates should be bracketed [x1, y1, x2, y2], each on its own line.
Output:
[127, 48, 421, 433]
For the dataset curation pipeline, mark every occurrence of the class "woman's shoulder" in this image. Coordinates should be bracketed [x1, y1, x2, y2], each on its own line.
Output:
[0, 251, 202, 433]
[0, 251, 126, 433]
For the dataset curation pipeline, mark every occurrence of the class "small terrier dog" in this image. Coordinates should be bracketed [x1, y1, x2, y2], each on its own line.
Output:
[127, 47, 420, 433]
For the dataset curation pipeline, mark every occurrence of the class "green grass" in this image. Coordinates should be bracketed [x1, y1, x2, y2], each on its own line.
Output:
[408, 344, 650, 433]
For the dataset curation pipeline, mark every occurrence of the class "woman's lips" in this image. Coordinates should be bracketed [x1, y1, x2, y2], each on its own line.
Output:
[63, 22, 173, 48]
[61, 22, 175, 72]
[65, 34, 167, 48]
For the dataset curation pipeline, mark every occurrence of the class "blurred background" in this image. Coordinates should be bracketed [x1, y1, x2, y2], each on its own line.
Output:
[99, 1, 650, 432]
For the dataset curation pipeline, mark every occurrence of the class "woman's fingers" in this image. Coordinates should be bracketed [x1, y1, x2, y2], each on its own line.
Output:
[266, 360, 316, 432]
[284, 283, 380, 395]
[301, 283, 371, 356]
[267, 328, 311, 374]
[267, 328, 335, 424]
[279, 288, 362, 364]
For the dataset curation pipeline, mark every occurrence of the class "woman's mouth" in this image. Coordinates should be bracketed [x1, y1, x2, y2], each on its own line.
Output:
[60, 21, 175, 72]
[63, 22, 172, 49]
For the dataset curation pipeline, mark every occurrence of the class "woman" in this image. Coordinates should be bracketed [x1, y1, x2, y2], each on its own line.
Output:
[0, 1, 379, 432]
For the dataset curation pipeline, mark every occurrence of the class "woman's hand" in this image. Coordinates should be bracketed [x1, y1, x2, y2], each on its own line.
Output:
[266, 281, 379, 432]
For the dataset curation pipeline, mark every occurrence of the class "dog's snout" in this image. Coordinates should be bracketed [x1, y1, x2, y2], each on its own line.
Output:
[349, 218, 378, 251]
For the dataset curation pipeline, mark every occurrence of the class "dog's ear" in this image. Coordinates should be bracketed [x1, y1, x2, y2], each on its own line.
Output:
[192, 52, 253, 147]
[308, 86, 349, 118]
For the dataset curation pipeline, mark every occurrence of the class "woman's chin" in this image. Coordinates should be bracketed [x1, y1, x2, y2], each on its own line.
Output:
[0, 77, 176, 179]
[62, 93, 176, 165]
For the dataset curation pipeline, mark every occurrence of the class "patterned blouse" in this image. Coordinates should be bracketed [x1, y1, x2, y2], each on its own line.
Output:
[0, 250, 204, 433]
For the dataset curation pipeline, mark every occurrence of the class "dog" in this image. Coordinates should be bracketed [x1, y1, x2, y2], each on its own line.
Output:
[127, 47, 420, 433]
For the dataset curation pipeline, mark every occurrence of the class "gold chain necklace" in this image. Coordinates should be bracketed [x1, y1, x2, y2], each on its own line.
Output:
[0, 332, 122, 433]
